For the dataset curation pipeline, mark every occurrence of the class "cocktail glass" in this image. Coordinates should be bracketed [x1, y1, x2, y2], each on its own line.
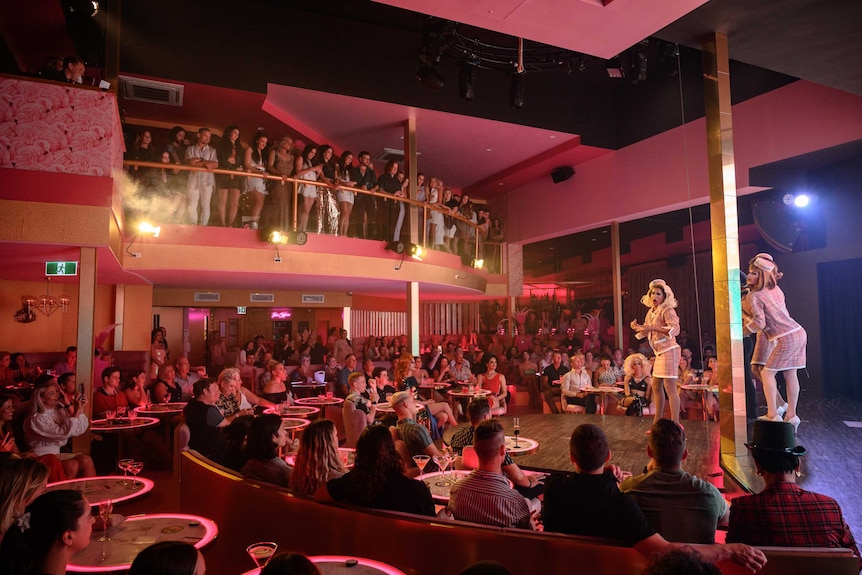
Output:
[118, 458, 133, 486]
[127, 461, 143, 489]
[98, 499, 113, 542]
[246, 542, 278, 568]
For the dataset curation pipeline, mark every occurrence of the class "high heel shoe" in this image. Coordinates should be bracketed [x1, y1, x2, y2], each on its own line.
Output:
[787, 415, 800, 433]
[776, 403, 788, 418]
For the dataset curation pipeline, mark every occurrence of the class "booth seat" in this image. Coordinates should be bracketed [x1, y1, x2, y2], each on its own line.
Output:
[178, 451, 859, 575]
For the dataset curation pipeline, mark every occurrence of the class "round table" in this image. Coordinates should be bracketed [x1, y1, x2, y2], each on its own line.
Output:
[680, 384, 720, 420]
[281, 417, 312, 439]
[583, 386, 625, 415]
[447, 387, 491, 421]
[67, 513, 218, 572]
[292, 382, 326, 398]
[45, 475, 155, 506]
[419, 381, 450, 400]
[265, 405, 321, 418]
[416, 469, 473, 503]
[243, 555, 406, 575]
[90, 417, 161, 431]
[295, 396, 344, 420]
[504, 436, 539, 455]
[136, 402, 187, 415]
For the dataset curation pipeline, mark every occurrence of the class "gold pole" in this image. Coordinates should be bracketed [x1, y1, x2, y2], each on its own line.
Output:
[702, 32, 747, 457]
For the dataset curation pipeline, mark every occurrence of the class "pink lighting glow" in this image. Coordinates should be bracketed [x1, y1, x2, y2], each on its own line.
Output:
[271, 310, 292, 319]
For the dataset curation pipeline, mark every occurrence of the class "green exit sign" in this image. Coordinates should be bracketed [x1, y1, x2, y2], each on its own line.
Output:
[45, 261, 78, 276]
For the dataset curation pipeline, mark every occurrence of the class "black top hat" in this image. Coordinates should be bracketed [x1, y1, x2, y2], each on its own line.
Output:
[745, 420, 807, 456]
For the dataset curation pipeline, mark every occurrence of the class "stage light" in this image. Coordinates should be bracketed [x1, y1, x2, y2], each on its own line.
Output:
[793, 194, 810, 208]
[410, 244, 424, 261]
[781, 192, 817, 208]
[459, 62, 476, 100]
[387, 241, 406, 255]
[268, 230, 288, 245]
[417, 66, 445, 91]
[510, 72, 524, 109]
[137, 222, 160, 238]
[606, 56, 624, 78]
[471, 258, 484, 270]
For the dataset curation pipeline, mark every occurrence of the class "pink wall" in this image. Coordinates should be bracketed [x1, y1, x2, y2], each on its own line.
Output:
[506, 81, 862, 245]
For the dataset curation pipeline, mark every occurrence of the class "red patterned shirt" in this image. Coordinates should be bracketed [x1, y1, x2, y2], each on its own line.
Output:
[727, 482, 860, 564]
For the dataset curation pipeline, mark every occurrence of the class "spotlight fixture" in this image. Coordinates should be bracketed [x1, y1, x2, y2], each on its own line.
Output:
[417, 66, 445, 92]
[137, 222, 160, 238]
[459, 61, 476, 100]
[782, 193, 817, 208]
[510, 73, 524, 109]
[606, 56, 624, 78]
[387, 241, 424, 261]
[262, 229, 307, 245]
[471, 258, 484, 270]
[268, 230, 289, 245]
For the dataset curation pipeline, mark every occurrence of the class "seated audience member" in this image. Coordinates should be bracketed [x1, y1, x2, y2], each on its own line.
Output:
[541, 350, 569, 414]
[175, 357, 204, 400]
[542, 424, 766, 571]
[0, 458, 49, 544]
[560, 351, 596, 414]
[92, 367, 128, 419]
[289, 354, 316, 385]
[620, 353, 652, 417]
[619, 419, 728, 543]
[121, 370, 148, 408]
[394, 353, 455, 433]
[316, 425, 435, 516]
[261, 552, 321, 575]
[129, 541, 205, 575]
[26, 381, 95, 478]
[448, 399, 542, 498]
[183, 379, 228, 465]
[390, 391, 442, 471]
[222, 415, 254, 472]
[642, 549, 721, 575]
[345, 372, 379, 425]
[476, 355, 506, 411]
[55, 372, 80, 415]
[9, 354, 36, 384]
[260, 361, 292, 405]
[1, 394, 20, 454]
[290, 419, 344, 496]
[53, 346, 78, 376]
[0, 490, 93, 575]
[336, 355, 357, 398]
[727, 420, 860, 560]
[516, 350, 541, 409]
[447, 420, 538, 530]
[241, 414, 292, 488]
[215, 368, 273, 419]
[151, 363, 183, 404]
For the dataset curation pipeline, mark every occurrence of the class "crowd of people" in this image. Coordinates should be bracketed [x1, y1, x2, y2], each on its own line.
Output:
[125, 126, 505, 261]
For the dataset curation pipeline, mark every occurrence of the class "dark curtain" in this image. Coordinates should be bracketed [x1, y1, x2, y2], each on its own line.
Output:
[817, 258, 862, 397]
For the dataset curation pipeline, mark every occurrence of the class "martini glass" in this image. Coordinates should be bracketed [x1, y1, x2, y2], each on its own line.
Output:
[413, 454, 430, 475]
[247, 542, 277, 568]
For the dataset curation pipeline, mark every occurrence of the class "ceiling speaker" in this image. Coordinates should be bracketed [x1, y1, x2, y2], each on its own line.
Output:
[551, 166, 574, 184]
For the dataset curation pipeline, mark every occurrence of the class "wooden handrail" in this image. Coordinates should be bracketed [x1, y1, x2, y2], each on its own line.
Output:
[123, 159, 485, 259]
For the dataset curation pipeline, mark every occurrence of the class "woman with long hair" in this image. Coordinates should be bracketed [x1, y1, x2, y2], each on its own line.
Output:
[315, 425, 434, 516]
[742, 253, 807, 432]
[290, 419, 343, 496]
[313, 144, 339, 235]
[129, 541, 205, 575]
[631, 279, 682, 425]
[0, 490, 93, 575]
[295, 145, 322, 232]
[243, 131, 270, 230]
[214, 124, 244, 227]
[0, 458, 49, 543]
[150, 328, 167, 380]
[262, 136, 295, 232]
[241, 414, 292, 487]
[477, 355, 507, 411]
[150, 363, 182, 404]
[1, 394, 19, 453]
[25, 383, 95, 478]
[260, 362, 292, 405]
[335, 151, 357, 237]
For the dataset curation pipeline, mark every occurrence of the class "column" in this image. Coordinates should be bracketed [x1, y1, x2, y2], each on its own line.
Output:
[702, 32, 747, 457]
[404, 118, 419, 246]
[72, 247, 97, 454]
[406, 282, 420, 356]
[610, 221, 623, 350]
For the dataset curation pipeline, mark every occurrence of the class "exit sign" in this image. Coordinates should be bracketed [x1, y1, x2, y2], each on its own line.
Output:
[45, 261, 78, 276]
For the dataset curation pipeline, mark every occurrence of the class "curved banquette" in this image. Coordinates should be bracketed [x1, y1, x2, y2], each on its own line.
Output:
[178, 451, 859, 575]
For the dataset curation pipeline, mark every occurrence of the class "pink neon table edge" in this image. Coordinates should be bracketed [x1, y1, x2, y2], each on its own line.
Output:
[46, 475, 155, 505]
[89, 416, 161, 430]
[242, 555, 406, 575]
[263, 406, 321, 415]
[66, 513, 218, 572]
[281, 417, 312, 430]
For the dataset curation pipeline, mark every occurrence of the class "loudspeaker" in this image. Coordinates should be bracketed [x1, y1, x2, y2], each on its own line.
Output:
[551, 166, 575, 184]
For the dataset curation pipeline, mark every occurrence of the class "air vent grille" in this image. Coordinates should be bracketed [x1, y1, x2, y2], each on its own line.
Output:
[119, 76, 184, 106]
[250, 293, 275, 303]
[373, 148, 421, 163]
[194, 292, 220, 302]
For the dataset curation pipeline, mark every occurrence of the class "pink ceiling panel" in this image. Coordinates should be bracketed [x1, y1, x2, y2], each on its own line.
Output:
[374, 0, 709, 58]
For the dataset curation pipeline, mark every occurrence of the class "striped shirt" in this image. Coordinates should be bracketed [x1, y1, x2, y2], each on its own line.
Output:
[448, 469, 532, 529]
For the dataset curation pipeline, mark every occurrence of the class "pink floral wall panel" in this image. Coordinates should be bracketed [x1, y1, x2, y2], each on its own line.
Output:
[0, 78, 123, 178]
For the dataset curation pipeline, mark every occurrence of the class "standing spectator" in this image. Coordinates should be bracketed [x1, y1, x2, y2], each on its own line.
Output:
[332, 329, 352, 365]
[350, 151, 378, 239]
[335, 151, 357, 237]
[242, 131, 270, 230]
[185, 128, 219, 226]
[263, 136, 295, 233]
[209, 332, 227, 376]
[214, 125, 244, 227]
[313, 145, 339, 235]
[295, 145, 322, 232]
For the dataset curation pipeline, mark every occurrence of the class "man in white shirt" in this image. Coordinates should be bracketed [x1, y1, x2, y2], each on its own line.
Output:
[560, 351, 596, 413]
[185, 128, 219, 225]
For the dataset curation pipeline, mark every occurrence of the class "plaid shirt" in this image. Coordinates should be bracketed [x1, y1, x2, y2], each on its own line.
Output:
[727, 482, 860, 562]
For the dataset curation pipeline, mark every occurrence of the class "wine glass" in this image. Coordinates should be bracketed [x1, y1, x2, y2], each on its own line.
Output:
[246, 542, 278, 568]
[413, 454, 430, 476]
[127, 461, 143, 489]
[118, 458, 133, 486]
[513, 417, 521, 448]
[98, 499, 113, 542]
